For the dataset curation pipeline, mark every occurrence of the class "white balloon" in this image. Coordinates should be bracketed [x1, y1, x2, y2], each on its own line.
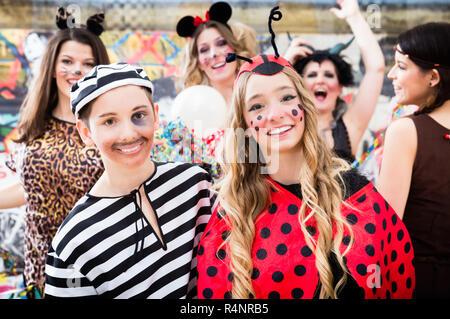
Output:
[171, 85, 228, 137]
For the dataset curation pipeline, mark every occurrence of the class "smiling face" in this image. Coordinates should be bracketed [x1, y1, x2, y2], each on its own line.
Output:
[54, 40, 96, 101]
[243, 72, 305, 156]
[388, 45, 436, 106]
[196, 27, 237, 85]
[77, 85, 158, 171]
[302, 60, 343, 114]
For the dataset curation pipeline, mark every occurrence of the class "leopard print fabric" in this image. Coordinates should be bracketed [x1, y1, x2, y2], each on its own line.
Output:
[7, 117, 104, 295]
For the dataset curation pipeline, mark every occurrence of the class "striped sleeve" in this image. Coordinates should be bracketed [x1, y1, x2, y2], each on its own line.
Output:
[45, 245, 98, 299]
[186, 173, 218, 298]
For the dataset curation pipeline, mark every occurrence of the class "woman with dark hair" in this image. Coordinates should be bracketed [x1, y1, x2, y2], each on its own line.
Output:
[377, 22, 450, 298]
[284, 0, 385, 162]
[0, 9, 110, 297]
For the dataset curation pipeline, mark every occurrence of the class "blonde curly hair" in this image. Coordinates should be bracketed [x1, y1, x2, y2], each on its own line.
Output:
[216, 66, 354, 299]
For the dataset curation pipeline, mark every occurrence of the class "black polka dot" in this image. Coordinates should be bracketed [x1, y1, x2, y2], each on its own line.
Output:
[386, 270, 390, 281]
[342, 235, 351, 246]
[276, 243, 288, 255]
[203, 288, 213, 299]
[198, 245, 204, 256]
[384, 254, 388, 266]
[291, 288, 304, 299]
[261, 227, 271, 239]
[221, 230, 230, 241]
[301, 245, 312, 257]
[397, 229, 404, 241]
[406, 277, 412, 289]
[382, 219, 387, 231]
[292, 109, 298, 116]
[306, 225, 316, 236]
[365, 244, 375, 257]
[294, 265, 306, 276]
[381, 240, 384, 252]
[217, 209, 226, 219]
[398, 263, 405, 275]
[268, 291, 280, 299]
[357, 194, 366, 203]
[404, 242, 411, 254]
[373, 202, 380, 214]
[281, 223, 292, 234]
[386, 290, 391, 299]
[251, 268, 260, 280]
[365, 223, 376, 234]
[256, 248, 267, 260]
[356, 264, 367, 276]
[228, 272, 234, 282]
[272, 271, 284, 283]
[216, 249, 226, 260]
[207, 266, 218, 277]
[268, 203, 278, 214]
[387, 232, 392, 244]
[391, 250, 398, 262]
[346, 214, 358, 225]
[287, 204, 298, 215]
[224, 291, 232, 299]
[385, 200, 390, 211]
[391, 214, 398, 226]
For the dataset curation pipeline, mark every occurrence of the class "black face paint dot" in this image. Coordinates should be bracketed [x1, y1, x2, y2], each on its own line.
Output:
[272, 271, 284, 283]
[301, 245, 312, 257]
[300, 116, 303, 121]
[281, 223, 292, 234]
[207, 266, 218, 277]
[268, 291, 280, 299]
[257, 115, 262, 121]
[294, 265, 306, 276]
[276, 243, 288, 255]
[261, 227, 271, 239]
[203, 288, 213, 299]
[291, 288, 304, 299]
[365, 244, 375, 257]
[292, 109, 298, 116]
[255, 126, 259, 131]
[297, 103, 304, 111]
[397, 229, 404, 241]
[287, 204, 298, 215]
[251, 120, 253, 126]
[251, 268, 260, 280]
[256, 248, 267, 260]
[346, 214, 358, 225]
[356, 264, 367, 276]
[268, 203, 278, 214]
[365, 223, 376, 234]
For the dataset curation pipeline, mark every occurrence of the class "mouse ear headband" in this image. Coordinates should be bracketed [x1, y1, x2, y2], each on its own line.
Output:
[56, 7, 105, 36]
[176, 1, 232, 38]
[226, 6, 295, 82]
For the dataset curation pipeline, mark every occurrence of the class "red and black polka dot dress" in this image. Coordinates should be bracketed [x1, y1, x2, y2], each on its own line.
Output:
[197, 175, 415, 299]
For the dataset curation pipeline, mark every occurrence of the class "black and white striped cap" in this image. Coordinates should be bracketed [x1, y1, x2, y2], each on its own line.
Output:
[70, 62, 154, 116]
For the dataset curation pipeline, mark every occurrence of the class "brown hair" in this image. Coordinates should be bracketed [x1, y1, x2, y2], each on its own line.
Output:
[15, 28, 110, 144]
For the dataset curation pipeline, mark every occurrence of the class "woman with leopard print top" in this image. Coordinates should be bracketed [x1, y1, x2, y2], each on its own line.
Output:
[0, 10, 109, 298]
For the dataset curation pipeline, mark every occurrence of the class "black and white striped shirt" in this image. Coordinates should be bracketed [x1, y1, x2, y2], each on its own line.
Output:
[45, 162, 217, 299]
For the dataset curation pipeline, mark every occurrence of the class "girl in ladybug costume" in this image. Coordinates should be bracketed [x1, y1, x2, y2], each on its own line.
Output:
[196, 7, 415, 299]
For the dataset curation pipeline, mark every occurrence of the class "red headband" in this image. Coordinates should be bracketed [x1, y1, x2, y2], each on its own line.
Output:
[234, 54, 296, 84]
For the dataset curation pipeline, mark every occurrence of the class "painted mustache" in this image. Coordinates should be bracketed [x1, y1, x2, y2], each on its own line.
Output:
[112, 136, 148, 149]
